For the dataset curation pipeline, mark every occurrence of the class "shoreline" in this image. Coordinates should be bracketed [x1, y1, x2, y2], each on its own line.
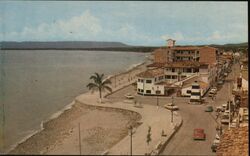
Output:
[7, 58, 149, 154]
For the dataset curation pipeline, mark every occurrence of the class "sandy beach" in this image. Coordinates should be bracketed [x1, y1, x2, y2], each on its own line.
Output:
[8, 59, 149, 155]
[9, 101, 141, 155]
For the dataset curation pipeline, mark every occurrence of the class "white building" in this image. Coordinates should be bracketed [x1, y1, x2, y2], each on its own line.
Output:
[137, 68, 165, 95]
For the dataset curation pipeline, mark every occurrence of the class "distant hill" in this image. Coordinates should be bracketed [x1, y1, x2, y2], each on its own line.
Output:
[0, 41, 247, 53]
[0, 41, 129, 50]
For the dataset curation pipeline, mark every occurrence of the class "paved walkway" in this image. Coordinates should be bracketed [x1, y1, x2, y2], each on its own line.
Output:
[76, 91, 182, 155]
[74, 61, 182, 155]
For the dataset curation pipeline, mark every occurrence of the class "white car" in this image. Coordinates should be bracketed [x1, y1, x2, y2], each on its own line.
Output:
[164, 103, 179, 111]
[125, 93, 134, 99]
[208, 88, 217, 97]
[216, 106, 223, 112]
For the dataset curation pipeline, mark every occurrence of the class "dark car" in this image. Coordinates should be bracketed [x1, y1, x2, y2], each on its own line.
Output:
[205, 106, 213, 112]
[193, 128, 206, 140]
[211, 143, 218, 152]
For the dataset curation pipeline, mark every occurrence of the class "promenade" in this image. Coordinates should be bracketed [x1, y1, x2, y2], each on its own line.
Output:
[75, 63, 183, 155]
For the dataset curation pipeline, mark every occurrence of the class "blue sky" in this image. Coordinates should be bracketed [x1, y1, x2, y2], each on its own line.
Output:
[0, 1, 248, 46]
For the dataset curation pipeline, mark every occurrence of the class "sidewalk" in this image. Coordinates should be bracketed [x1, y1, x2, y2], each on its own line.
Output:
[76, 91, 182, 155]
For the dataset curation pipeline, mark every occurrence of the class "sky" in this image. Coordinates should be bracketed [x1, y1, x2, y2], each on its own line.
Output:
[0, 1, 248, 46]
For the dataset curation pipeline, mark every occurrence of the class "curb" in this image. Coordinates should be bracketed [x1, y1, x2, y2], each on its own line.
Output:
[157, 117, 183, 155]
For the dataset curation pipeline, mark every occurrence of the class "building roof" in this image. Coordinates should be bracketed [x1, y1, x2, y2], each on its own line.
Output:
[165, 61, 200, 68]
[137, 68, 164, 78]
[217, 126, 248, 156]
[182, 75, 208, 89]
[171, 46, 200, 50]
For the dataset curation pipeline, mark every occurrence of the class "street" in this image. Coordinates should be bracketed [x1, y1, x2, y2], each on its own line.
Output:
[107, 62, 240, 155]
[161, 62, 240, 155]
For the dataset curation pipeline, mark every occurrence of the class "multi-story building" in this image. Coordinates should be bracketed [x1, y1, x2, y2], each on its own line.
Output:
[136, 39, 219, 96]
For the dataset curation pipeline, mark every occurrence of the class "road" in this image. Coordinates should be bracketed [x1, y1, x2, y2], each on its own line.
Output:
[161, 62, 240, 155]
[107, 62, 240, 155]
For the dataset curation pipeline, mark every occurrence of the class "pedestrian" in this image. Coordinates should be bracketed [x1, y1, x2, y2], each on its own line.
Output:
[216, 112, 219, 119]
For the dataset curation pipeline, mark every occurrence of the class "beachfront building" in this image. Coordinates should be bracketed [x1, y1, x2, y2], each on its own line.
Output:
[136, 39, 219, 96]
[181, 76, 209, 97]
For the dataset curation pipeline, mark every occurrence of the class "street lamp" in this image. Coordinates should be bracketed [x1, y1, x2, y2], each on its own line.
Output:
[128, 125, 134, 156]
[156, 86, 160, 109]
[78, 123, 82, 155]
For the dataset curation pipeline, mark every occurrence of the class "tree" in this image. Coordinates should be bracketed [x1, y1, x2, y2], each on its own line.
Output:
[86, 73, 112, 103]
[146, 126, 152, 145]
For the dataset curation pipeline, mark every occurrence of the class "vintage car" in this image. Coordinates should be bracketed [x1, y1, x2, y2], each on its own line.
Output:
[164, 103, 179, 111]
[125, 93, 134, 99]
[205, 105, 214, 112]
[193, 128, 206, 140]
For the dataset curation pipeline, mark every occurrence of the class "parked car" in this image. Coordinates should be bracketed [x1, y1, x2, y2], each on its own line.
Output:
[205, 106, 213, 112]
[164, 103, 179, 111]
[216, 106, 223, 112]
[230, 119, 237, 128]
[211, 134, 220, 152]
[193, 128, 206, 140]
[222, 103, 228, 111]
[217, 80, 224, 85]
[125, 93, 134, 99]
[221, 112, 230, 124]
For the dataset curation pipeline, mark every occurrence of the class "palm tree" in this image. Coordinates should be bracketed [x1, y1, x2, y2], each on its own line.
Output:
[86, 73, 112, 103]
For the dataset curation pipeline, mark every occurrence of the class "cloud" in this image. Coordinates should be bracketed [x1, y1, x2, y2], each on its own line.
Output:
[2, 10, 102, 41]
[160, 30, 247, 45]
[161, 32, 184, 41]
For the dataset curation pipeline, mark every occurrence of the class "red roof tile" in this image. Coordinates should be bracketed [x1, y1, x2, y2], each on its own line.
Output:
[137, 68, 164, 78]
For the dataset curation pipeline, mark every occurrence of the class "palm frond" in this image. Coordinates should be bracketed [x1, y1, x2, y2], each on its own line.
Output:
[103, 85, 112, 93]
[102, 79, 112, 85]
[86, 83, 98, 90]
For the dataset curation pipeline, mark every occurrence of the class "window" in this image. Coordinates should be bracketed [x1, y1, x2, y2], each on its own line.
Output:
[146, 80, 152, 83]
[194, 68, 199, 73]
[141, 79, 144, 83]
[166, 75, 171, 79]
[186, 90, 191, 94]
[146, 90, 151, 94]
[172, 68, 175, 72]
[192, 85, 200, 89]
[191, 92, 200, 96]
[138, 79, 141, 82]
[172, 75, 177, 79]
[138, 89, 140, 92]
[155, 78, 157, 82]
[141, 89, 144, 92]
[187, 68, 192, 73]
[156, 90, 161, 94]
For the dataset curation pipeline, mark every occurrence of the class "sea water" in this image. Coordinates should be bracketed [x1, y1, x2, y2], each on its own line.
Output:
[0, 50, 148, 152]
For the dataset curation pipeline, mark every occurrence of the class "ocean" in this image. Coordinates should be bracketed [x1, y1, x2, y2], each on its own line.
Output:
[0, 50, 148, 152]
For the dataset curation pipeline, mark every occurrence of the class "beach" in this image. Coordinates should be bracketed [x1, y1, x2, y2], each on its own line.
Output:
[8, 58, 149, 154]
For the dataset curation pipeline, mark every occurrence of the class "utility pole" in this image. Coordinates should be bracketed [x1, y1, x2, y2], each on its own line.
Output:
[171, 96, 174, 123]
[128, 125, 133, 156]
[228, 83, 231, 130]
[78, 123, 82, 155]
